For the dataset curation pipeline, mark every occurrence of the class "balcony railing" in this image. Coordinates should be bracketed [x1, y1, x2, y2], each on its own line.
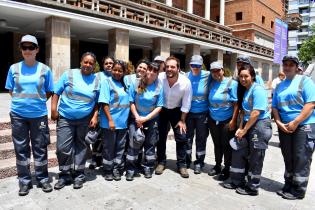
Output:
[286, 13, 303, 30]
[24, 0, 274, 58]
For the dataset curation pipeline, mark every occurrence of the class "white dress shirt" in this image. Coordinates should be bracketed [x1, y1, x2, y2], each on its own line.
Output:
[159, 72, 192, 113]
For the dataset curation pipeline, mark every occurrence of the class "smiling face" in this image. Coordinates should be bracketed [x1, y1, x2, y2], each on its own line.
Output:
[146, 66, 158, 84]
[165, 59, 179, 78]
[80, 55, 95, 76]
[282, 61, 298, 80]
[20, 42, 39, 61]
[111, 63, 124, 81]
[211, 68, 224, 82]
[239, 69, 254, 89]
[136, 62, 148, 78]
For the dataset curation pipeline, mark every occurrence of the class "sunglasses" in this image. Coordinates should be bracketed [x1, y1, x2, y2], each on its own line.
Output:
[191, 64, 202, 69]
[21, 45, 37, 51]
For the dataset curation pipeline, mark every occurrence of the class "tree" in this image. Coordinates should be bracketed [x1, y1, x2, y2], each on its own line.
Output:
[298, 24, 315, 65]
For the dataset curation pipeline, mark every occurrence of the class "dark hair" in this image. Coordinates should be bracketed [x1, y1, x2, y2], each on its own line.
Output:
[113, 60, 127, 91]
[101, 56, 115, 66]
[165, 56, 180, 69]
[237, 64, 256, 107]
[81, 52, 97, 63]
[137, 62, 159, 93]
[136, 59, 150, 70]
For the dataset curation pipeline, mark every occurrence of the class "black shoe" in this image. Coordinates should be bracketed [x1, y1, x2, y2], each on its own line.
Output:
[113, 170, 121, 181]
[144, 169, 152, 179]
[104, 174, 113, 181]
[125, 172, 134, 181]
[134, 173, 141, 178]
[19, 183, 32, 196]
[276, 183, 291, 196]
[218, 168, 230, 181]
[73, 180, 84, 189]
[236, 186, 258, 196]
[38, 181, 53, 193]
[89, 162, 96, 170]
[194, 165, 202, 174]
[223, 182, 237, 189]
[208, 165, 221, 176]
[54, 179, 71, 190]
[282, 191, 304, 200]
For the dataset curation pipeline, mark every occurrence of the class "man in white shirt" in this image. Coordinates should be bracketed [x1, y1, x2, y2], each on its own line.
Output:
[155, 56, 192, 178]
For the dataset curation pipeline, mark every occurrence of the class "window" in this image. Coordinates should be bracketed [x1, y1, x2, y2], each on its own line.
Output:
[271, 21, 274, 29]
[236, 12, 243, 21]
[262, 16, 265, 24]
[216, 16, 220, 23]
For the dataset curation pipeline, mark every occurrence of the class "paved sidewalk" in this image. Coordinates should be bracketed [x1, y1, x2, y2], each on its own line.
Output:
[0, 123, 314, 210]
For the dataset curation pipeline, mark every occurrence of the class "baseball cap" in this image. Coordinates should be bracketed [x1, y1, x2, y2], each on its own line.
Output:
[190, 55, 203, 66]
[20, 34, 38, 46]
[210, 61, 223, 70]
[229, 137, 248, 150]
[282, 55, 299, 65]
[237, 55, 252, 65]
[154, 55, 166, 62]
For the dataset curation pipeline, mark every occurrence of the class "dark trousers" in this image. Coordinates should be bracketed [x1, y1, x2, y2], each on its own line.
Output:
[186, 112, 209, 167]
[157, 107, 188, 168]
[208, 117, 234, 168]
[56, 115, 90, 182]
[230, 119, 272, 190]
[102, 128, 127, 173]
[10, 112, 50, 185]
[279, 123, 315, 196]
[126, 118, 159, 174]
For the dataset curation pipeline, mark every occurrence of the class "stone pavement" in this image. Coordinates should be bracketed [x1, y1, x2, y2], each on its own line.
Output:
[0, 123, 314, 210]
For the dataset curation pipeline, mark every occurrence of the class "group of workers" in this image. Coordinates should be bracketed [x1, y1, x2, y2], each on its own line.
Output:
[5, 35, 315, 200]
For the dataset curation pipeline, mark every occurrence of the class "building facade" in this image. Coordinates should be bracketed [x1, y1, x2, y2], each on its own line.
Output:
[288, 0, 315, 57]
[0, 0, 283, 91]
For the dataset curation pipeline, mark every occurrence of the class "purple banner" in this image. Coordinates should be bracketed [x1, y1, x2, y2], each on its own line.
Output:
[273, 18, 282, 64]
[281, 21, 288, 62]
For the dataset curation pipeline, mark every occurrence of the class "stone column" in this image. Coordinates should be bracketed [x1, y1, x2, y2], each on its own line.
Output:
[152, 37, 170, 59]
[71, 39, 80, 69]
[13, 32, 23, 62]
[185, 44, 200, 71]
[219, 0, 225, 25]
[205, 0, 211, 20]
[210, 49, 224, 63]
[45, 16, 71, 82]
[108, 28, 129, 62]
[187, 0, 193, 14]
[230, 53, 238, 77]
[166, 0, 172, 7]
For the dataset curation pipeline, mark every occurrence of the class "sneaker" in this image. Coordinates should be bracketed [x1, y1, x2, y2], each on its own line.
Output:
[178, 167, 189, 178]
[38, 181, 53, 193]
[155, 164, 165, 175]
[19, 183, 32, 196]
[282, 190, 305, 200]
[223, 182, 238, 189]
[236, 186, 258, 196]
[144, 169, 152, 179]
[208, 165, 221, 176]
[125, 172, 134, 181]
[113, 169, 121, 181]
[54, 179, 71, 190]
[104, 173, 113, 181]
[194, 165, 202, 174]
[73, 180, 84, 189]
[276, 183, 291, 196]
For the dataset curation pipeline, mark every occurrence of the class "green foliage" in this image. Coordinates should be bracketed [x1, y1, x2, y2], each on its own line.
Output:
[298, 24, 315, 64]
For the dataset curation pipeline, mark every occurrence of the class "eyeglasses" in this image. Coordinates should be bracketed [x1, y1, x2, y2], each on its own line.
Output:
[190, 64, 202, 69]
[21, 45, 37, 51]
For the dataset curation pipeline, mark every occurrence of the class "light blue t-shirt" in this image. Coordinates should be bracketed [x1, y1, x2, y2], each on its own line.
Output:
[99, 70, 111, 82]
[99, 77, 130, 129]
[272, 75, 315, 125]
[187, 70, 210, 113]
[208, 78, 238, 121]
[124, 74, 138, 91]
[129, 79, 163, 117]
[54, 69, 100, 120]
[5, 61, 54, 118]
[255, 75, 265, 86]
[243, 83, 270, 121]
